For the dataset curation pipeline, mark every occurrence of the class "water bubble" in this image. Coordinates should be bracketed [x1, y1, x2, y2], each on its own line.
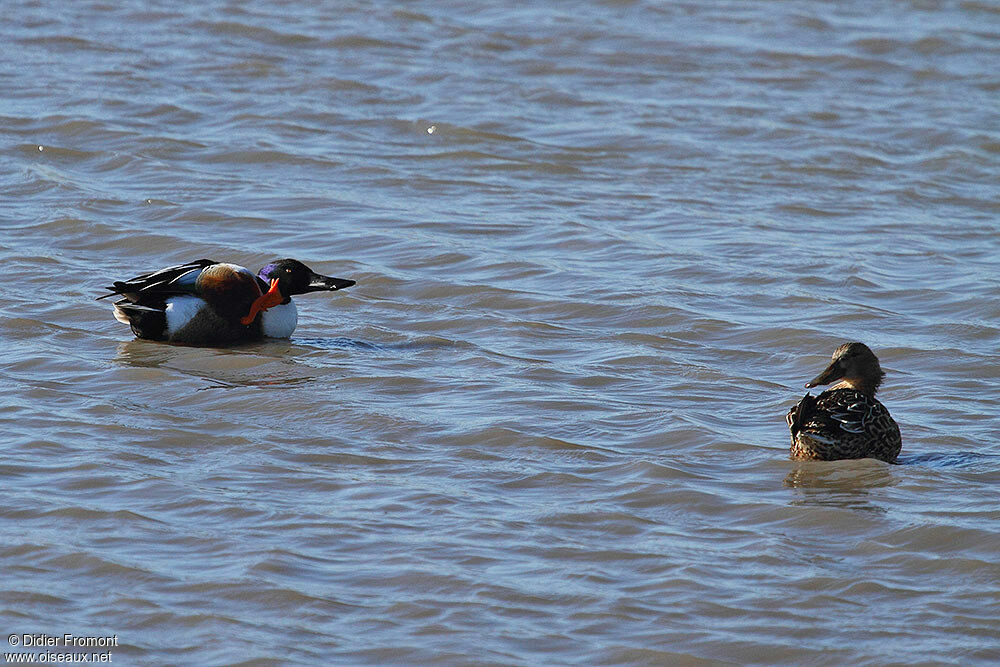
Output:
[426, 125, 436, 134]
[37, 145, 44, 151]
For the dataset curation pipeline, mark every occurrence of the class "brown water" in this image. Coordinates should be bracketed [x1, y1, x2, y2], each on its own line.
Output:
[2, 1, 999, 664]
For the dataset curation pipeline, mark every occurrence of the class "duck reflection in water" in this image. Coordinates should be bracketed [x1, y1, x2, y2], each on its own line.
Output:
[784, 460, 894, 514]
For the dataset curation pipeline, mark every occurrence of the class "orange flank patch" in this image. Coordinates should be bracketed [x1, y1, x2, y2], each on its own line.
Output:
[241, 278, 283, 325]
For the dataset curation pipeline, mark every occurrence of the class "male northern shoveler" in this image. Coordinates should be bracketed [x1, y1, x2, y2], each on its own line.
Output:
[98, 258, 355, 345]
[785, 342, 901, 463]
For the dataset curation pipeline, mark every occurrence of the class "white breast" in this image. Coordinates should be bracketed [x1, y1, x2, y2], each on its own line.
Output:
[164, 296, 208, 335]
[261, 301, 298, 338]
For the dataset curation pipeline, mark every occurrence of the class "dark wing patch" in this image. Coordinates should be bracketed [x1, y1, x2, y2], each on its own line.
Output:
[811, 390, 875, 436]
[98, 259, 217, 301]
[828, 400, 870, 434]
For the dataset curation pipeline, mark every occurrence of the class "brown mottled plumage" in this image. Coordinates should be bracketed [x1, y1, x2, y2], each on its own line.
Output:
[786, 342, 901, 463]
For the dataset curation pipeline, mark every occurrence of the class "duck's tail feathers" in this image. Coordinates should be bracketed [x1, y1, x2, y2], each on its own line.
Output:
[113, 300, 167, 340]
[789, 392, 817, 438]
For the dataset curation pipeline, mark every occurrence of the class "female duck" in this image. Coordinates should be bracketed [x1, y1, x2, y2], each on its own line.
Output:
[99, 258, 354, 345]
[786, 342, 901, 463]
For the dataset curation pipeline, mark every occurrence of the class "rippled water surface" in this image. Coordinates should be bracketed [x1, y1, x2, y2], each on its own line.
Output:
[2, 1, 999, 664]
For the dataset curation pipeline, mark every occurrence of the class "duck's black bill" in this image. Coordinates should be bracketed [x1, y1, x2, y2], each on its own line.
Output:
[804, 360, 844, 389]
[307, 273, 356, 292]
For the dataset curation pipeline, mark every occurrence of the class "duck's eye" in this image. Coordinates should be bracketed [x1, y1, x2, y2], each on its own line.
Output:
[285, 268, 292, 273]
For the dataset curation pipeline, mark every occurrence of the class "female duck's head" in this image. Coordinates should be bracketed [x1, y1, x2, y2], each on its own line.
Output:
[805, 342, 886, 395]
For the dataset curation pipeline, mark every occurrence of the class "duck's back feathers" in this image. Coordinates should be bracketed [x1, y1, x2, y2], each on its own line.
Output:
[787, 388, 901, 463]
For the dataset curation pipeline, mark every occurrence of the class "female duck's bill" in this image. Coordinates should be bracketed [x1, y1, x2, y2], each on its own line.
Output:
[100, 258, 355, 345]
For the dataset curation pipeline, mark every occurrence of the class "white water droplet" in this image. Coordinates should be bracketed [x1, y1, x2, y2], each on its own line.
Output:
[37, 145, 44, 151]
[426, 125, 436, 134]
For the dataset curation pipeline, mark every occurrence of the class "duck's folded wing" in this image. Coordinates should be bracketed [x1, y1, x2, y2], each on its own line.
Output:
[97, 259, 217, 301]
[819, 391, 875, 435]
